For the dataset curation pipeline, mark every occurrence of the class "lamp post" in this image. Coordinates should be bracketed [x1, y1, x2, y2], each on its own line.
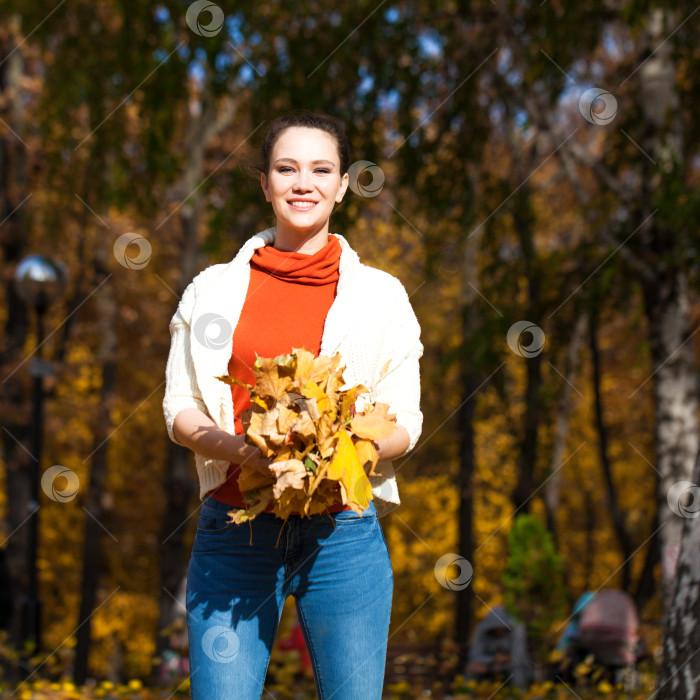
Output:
[13, 254, 68, 667]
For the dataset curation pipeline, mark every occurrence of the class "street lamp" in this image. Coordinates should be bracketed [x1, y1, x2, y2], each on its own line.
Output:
[13, 254, 68, 667]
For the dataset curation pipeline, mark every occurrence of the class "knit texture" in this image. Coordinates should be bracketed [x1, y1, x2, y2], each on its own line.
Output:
[162, 227, 423, 517]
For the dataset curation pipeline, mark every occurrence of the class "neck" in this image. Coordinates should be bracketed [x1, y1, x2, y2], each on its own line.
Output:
[273, 221, 330, 254]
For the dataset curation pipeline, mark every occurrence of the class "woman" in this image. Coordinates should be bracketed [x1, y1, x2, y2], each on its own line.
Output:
[162, 112, 423, 699]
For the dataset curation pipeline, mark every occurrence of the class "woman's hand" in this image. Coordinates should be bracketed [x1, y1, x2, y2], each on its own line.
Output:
[373, 424, 411, 461]
[228, 434, 274, 474]
[173, 407, 410, 472]
[173, 407, 272, 473]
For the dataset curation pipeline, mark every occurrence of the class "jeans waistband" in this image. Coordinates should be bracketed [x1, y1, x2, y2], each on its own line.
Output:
[201, 493, 377, 517]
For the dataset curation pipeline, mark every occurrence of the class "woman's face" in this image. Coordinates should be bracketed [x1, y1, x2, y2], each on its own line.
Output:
[261, 127, 349, 240]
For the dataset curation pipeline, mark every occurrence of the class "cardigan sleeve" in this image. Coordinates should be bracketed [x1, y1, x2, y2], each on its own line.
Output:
[162, 281, 208, 446]
[372, 279, 423, 456]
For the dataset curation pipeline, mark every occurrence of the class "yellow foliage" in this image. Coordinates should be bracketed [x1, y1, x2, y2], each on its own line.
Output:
[383, 473, 459, 640]
[216, 348, 396, 520]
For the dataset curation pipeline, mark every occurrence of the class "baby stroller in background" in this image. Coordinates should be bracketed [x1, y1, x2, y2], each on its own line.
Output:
[552, 591, 596, 681]
[554, 589, 643, 685]
[465, 605, 532, 689]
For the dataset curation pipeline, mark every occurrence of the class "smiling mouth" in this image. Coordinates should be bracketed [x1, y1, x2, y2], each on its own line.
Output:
[288, 200, 318, 210]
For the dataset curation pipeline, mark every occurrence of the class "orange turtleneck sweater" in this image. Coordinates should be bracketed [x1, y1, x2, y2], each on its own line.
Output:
[209, 234, 352, 513]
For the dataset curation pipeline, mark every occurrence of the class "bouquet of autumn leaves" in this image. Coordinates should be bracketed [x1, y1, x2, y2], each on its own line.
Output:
[215, 348, 397, 523]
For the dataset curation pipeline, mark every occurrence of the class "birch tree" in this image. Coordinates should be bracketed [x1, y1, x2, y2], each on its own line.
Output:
[492, 0, 700, 613]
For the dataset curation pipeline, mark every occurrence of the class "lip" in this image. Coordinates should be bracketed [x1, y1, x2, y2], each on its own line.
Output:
[287, 199, 318, 210]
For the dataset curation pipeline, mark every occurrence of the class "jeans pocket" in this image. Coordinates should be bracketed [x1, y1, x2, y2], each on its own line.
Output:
[197, 503, 242, 534]
[333, 500, 377, 525]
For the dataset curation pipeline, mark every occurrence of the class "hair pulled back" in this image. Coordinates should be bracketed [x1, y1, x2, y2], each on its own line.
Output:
[258, 111, 350, 176]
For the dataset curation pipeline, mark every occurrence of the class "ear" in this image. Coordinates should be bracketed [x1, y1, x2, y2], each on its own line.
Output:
[335, 172, 350, 203]
[260, 172, 271, 202]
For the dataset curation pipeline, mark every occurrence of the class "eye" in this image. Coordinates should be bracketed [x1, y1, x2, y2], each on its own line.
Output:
[315, 168, 331, 174]
[277, 166, 294, 173]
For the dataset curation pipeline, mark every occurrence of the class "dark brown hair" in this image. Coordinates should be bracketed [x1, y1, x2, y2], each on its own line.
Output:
[258, 111, 350, 176]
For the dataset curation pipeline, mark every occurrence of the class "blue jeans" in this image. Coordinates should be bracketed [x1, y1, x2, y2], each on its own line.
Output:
[185, 495, 393, 699]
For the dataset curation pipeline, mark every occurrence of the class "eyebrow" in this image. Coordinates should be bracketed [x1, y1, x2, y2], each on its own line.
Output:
[273, 158, 337, 166]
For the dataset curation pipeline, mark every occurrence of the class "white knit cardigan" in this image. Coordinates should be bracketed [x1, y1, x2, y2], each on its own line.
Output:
[162, 226, 423, 517]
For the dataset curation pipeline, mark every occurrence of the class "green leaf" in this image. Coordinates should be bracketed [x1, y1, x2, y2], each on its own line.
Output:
[305, 457, 317, 473]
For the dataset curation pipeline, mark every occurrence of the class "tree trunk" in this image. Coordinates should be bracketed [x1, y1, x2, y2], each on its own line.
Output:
[641, 270, 698, 609]
[494, 1, 693, 621]
[656, 449, 700, 699]
[544, 313, 587, 546]
[0, 15, 33, 682]
[456, 324, 477, 671]
[548, 5, 697, 615]
[634, 502, 660, 613]
[545, 312, 587, 604]
[589, 303, 634, 591]
[584, 489, 594, 591]
[509, 144, 543, 514]
[636, 8, 698, 611]
[151, 92, 238, 685]
[455, 215, 485, 669]
[73, 258, 118, 686]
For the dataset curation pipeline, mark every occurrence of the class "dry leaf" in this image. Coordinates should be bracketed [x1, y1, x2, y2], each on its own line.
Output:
[216, 348, 399, 522]
[327, 430, 372, 514]
[270, 459, 308, 499]
[354, 438, 380, 476]
[238, 467, 275, 492]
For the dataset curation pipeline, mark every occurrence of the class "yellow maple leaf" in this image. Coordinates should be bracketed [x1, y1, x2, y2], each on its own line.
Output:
[276, 403, 297, 435]
[273, 444, 297, 462]
[290, 347, 317, 382]
[246, 410, 276, 458]
[354, 439, 380, 476]
[327, 430, 372, 514]
[214, 374, 253, 391]
[253, 356, 295, 400]
[304, 480, 342, 515]
[288, 347, 341, 384]
[291, 409, 316, 441]
[316, 412, 338, 458]
[216, 349, 388, 523]
[269, 459, 308, 498]
[230, 487, 274, 524]
[301, 380, 335, 418]
[237, 468, 275, 492]
[323, 371, 343, 405]
[339, 383, 368, 423]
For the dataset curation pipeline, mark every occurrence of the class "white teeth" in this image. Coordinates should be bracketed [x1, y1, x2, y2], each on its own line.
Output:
[289, 201, 316, 208]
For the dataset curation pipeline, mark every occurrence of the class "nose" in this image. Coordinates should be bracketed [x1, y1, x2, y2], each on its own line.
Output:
[293, 168, 313, 192]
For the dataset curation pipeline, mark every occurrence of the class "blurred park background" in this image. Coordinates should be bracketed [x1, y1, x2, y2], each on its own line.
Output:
[1, 0, 700, 698]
